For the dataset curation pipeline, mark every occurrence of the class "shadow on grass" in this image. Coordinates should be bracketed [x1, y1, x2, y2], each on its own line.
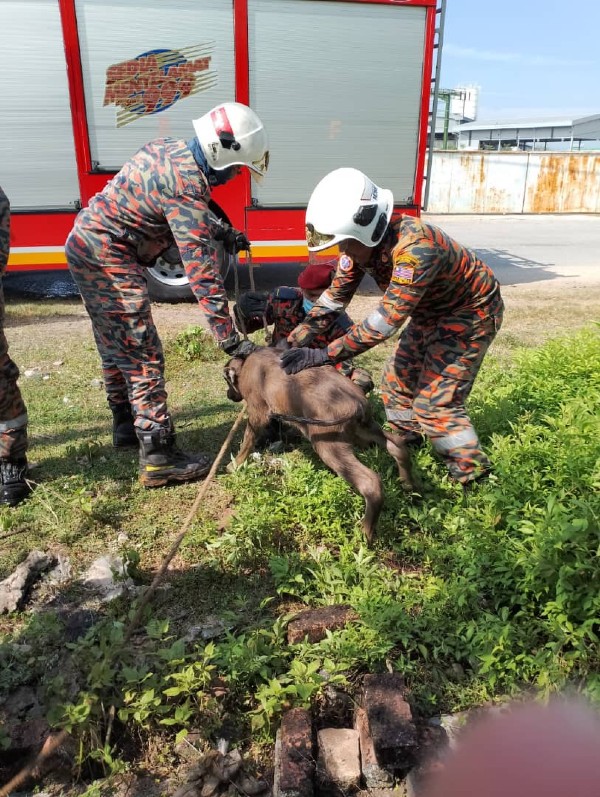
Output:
[29, 408, 242, 479]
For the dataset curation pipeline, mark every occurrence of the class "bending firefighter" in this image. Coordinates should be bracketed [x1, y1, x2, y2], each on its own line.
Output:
[282, 168, 503, 487]
[65, 102, 269, 488]
[0, 185, 32, 506]
[234, 261, 374, 393]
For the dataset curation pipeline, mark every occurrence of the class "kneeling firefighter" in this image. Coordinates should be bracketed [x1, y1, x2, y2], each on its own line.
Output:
[234, 261, 374, 393]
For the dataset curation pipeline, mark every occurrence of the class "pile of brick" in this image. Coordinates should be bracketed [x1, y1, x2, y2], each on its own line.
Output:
[273, 673, 448, 797]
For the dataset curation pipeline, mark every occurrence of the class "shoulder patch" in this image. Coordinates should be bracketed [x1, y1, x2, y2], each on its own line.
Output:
[391, 253, 418, 285]
[338, 254, 353, 272]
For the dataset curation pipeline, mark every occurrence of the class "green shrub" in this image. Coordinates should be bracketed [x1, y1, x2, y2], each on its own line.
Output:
[170, 325, 224, 362]
[3, 328, 599, 768]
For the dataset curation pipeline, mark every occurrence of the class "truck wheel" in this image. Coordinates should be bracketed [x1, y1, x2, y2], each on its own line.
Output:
[145, 254, 193, 302]
[145, 242, 233, 303]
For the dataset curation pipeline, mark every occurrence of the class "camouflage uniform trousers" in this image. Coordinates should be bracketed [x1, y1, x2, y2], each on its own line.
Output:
[0, 280, 28, 459]
[66, 237, 169, 433]
[381, 303, 503, 483]
[0, 186, 28, 459]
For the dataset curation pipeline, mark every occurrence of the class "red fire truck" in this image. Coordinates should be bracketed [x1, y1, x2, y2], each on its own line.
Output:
[2, 0, 442, 301]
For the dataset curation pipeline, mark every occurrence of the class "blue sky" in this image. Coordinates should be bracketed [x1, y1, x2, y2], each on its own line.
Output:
[440, 0, 600, 120]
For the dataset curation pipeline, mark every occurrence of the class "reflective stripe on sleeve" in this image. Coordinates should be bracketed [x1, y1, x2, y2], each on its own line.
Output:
[318, 290, 345, 312]
[365, 309, 398, 336]
[0, 412, 28, 432]
[431, 427, 479, 453]
[385, 408, 415, 422]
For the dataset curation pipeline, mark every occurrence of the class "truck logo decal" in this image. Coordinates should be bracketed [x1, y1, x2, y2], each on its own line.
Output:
[103, 44, 217, 127]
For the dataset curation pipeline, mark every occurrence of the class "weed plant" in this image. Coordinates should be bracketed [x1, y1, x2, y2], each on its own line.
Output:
[1, 325, 598, 775]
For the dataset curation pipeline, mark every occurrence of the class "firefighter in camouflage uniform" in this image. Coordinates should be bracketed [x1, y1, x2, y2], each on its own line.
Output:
[282, 168, 504, 487]
[0, 185, 32, 506]
[234, 261, 374, 393]
[65, 102, 268, 488]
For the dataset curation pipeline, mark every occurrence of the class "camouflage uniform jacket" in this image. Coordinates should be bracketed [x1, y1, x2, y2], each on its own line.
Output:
[289, 215, 503, 362]
[266, 287, 353, 345]
[68, 138, 233, 342]
[0, 186, 9, 275]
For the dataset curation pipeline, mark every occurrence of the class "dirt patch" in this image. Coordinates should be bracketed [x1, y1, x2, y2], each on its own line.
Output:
[6, 280, 600, 356]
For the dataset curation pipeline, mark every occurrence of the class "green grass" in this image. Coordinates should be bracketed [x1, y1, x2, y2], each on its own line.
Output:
[1, 303, 599, 787]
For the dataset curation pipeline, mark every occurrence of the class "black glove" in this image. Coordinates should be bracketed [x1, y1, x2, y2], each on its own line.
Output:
[214, 225, 251, 255]
[220, 332, 241, 355]
[233, 290, 269, 334]
[221, 333, 258, 360]
[230, 340, 258, 360]
[279, 347, 331, 374]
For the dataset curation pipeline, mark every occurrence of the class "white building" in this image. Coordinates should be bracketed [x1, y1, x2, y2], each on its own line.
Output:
[456, 114, 600, 151]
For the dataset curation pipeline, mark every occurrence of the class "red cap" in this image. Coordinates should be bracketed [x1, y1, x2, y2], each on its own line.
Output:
[297, 263, 334, 291]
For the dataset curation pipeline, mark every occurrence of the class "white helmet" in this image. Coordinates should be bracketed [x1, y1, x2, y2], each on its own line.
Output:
[305, 168, 393, 251]
[193, 102, 269, 177]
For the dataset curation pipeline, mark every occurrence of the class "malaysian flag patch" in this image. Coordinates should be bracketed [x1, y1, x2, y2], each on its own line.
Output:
[391, 261, 415, 285]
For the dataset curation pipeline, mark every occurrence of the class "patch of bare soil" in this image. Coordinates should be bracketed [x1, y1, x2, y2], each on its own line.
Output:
[348, 281, 600, 349]
[6, 281, 600, 355]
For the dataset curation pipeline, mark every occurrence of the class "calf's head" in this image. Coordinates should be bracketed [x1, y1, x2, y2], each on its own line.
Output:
[224, 357, 245, 402]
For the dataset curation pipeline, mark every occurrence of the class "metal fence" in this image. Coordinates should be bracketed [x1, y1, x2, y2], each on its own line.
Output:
[426, 151, 600, 213]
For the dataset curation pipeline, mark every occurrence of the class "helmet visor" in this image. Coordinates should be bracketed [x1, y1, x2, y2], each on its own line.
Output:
[305, 223, 336, 251]
[249, 150, 270, 179]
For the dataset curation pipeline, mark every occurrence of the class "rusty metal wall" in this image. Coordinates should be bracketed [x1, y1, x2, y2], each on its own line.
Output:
[427, 151, 600, 213]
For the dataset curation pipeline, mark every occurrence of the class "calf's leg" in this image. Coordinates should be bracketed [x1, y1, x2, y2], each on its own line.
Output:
[382, 430, 417, 491]
[311, 437, 383, 546]
[354, 422, 416, 492]
[234, 421, 262, 465]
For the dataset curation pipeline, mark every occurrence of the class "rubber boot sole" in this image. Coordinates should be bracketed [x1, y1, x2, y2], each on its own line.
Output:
[0, 484, 32, 506]
[139, 463, 212, 488]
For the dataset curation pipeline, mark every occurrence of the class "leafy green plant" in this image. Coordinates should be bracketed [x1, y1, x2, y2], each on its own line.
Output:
[2, 318, 599, 787]
[171, 325, 224, 362]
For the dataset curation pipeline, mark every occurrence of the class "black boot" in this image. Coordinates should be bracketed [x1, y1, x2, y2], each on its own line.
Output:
[138, 427, 212, 488]
[0, 458, 32, 507]
[111, 403, 137, 448]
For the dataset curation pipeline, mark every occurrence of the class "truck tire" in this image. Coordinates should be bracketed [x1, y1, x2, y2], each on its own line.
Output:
[145, 199, 234, 303]
[145, 243, 231, 303]
[145, 254, 194, 302]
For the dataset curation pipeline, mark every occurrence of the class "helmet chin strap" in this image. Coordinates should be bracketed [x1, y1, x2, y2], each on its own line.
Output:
[208, 168, 233, 187]
[188, 138, 237, 187]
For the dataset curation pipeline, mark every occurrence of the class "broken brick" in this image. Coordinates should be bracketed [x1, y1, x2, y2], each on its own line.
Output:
[354, 707, 393, 788]
[274, 708, 315, 797]
[287, 605, 358, 644]
[360, 674, 417, 770]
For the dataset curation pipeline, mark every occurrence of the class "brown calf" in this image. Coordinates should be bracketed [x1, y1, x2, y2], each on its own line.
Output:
[224, 347, 415, 545]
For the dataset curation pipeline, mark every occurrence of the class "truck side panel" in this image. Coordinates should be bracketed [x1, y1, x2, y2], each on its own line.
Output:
[0, 0, 80, 211]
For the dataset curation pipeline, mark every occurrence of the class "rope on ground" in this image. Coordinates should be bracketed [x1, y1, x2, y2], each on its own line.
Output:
[0, 407, 247, 797]
[124, 407, 246, 643]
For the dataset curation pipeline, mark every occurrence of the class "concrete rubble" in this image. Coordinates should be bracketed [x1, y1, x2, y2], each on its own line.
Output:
[80, 553, 136, 602]
[171, 748, 269, 797]
[0, 550, 56, 614]
[317, 728, 361, 792]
